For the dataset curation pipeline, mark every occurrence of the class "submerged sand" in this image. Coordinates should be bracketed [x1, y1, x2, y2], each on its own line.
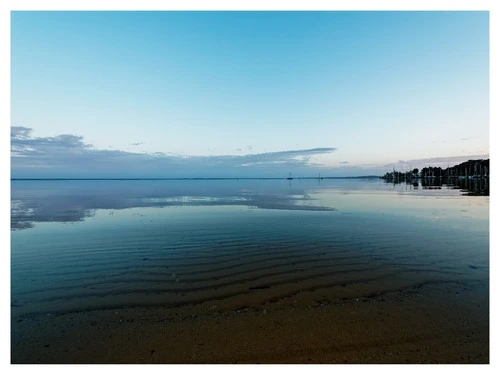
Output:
[11, 280, 488, 364]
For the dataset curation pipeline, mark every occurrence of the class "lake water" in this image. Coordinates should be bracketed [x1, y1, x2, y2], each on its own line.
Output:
[10, 178, 489, 362]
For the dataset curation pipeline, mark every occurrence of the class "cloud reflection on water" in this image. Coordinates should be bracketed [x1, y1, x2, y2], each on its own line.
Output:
[11, 177, 487, 231]
[11, 179, 337, 230]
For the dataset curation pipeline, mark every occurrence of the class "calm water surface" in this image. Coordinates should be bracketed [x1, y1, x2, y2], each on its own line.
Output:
[11, 178, 489, 318]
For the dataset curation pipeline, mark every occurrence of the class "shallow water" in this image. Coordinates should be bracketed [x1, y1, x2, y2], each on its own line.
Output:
[11, 178, 489, 320]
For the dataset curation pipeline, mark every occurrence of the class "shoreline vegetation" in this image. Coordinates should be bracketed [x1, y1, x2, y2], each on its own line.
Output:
[382, 159, 489, 182]
[382, 159, 490, 196]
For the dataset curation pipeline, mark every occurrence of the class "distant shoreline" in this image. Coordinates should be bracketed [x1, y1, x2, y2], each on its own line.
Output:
[11, 176, 381, 181]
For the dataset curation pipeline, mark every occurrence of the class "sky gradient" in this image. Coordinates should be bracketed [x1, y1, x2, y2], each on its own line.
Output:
[10, 11, 489, 178]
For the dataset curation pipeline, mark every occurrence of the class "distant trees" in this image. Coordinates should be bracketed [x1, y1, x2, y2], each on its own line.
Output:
[421, 166, 443, 178]
[448, 159, 489, 177]
[383, 159, 489, 181]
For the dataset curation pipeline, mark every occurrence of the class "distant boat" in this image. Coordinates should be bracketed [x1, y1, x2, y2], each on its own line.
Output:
[287, 172, 293, 180]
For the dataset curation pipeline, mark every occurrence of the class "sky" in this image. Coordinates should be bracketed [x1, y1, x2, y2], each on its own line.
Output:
[10, 11, 490, 178]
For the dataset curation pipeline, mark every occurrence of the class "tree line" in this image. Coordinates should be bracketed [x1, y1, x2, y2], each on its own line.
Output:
[383, 159, 489, 181]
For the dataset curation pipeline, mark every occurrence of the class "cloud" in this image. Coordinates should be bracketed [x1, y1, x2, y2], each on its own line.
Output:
[129, 142, 144, 146]
[233, 148, 337, 167]
[11, 126, 33, 138]
[11, 129, 89, 159]
[11, 127, 337, 178]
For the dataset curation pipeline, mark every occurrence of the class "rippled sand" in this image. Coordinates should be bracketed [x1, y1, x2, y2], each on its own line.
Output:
[11, 180, 489, 363]
[12, 217, 488, 363]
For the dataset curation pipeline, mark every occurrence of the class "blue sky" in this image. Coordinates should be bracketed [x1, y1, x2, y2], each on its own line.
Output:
[10, 11, 489, 177]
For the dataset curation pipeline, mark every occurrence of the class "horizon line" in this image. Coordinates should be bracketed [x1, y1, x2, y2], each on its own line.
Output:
[11, 176, 382, 181]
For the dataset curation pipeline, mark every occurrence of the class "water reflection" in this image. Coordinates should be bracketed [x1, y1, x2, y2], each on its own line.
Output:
[11, 179, 338, 230]
[384, 177, 489, 196]
[11, 177, 489, 231]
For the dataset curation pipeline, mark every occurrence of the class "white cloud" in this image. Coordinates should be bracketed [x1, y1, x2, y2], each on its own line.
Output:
[12, 127, 487, 178]
[11, 127, 337, 178]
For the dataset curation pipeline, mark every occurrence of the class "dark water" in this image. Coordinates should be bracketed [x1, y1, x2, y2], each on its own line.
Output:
[11, 178, 489, 318]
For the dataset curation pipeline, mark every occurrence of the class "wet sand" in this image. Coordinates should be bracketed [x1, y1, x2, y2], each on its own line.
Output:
[11, 280, 488, 364]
